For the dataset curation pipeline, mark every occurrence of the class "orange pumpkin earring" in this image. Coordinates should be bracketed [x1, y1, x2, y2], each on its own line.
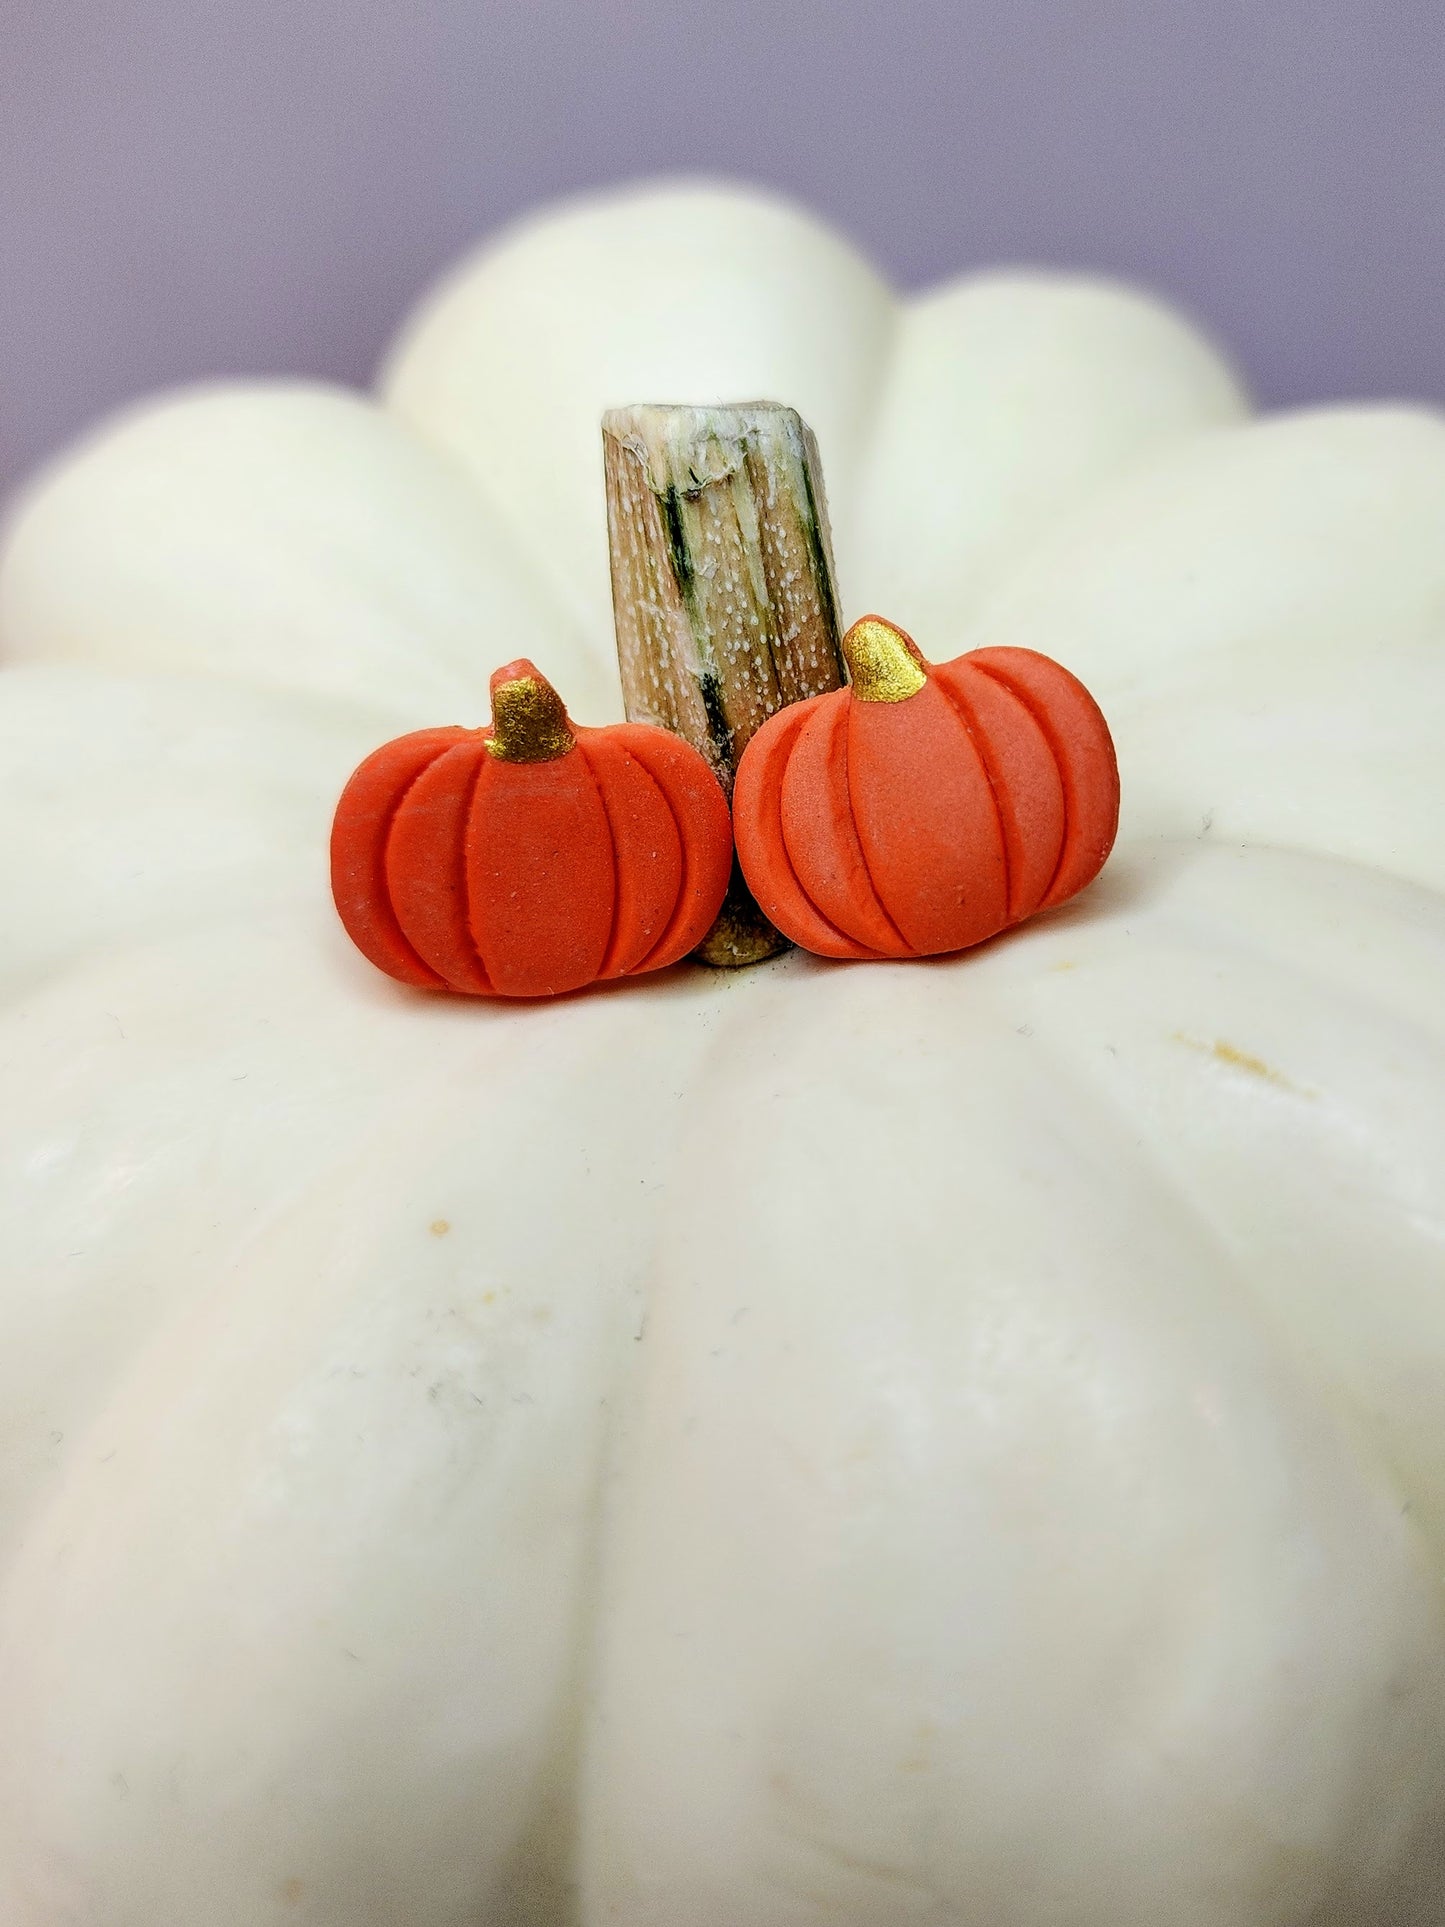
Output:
[733, 616, 1119, 961]
[331, 659, 732, 997]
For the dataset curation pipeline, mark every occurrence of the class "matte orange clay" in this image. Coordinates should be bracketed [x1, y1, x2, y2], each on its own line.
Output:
[733, 617, 1119, 962]
[330, 660, 733, 998]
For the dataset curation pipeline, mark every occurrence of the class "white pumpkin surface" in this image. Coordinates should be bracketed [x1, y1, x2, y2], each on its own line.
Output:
[2, 183, 1445, 1927]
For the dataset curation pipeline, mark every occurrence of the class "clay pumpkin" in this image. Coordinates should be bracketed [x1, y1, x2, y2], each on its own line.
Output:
[331, 659, 731, 997]
[734, 615, 1119, 959]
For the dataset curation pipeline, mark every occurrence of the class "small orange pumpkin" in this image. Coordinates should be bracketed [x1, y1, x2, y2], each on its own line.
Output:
[733, 616, 1119, 960]
[330, 659, 732, 998]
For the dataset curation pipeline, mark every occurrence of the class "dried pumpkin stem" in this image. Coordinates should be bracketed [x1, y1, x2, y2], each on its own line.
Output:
[603, 401, 847, 967]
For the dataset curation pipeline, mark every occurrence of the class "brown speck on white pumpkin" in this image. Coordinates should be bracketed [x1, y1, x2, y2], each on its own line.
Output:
[1173, 1032, 1314, 1096]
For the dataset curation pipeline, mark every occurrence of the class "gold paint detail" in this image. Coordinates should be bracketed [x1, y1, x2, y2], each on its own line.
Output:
[1173, 1033, 1314, 1096]
[842, 616, 928, 703]
[486, 677, 574, 763]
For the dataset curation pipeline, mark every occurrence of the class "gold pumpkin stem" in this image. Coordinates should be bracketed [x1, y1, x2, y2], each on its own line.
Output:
[841, 616, 928, 704]
[486, 667, 575, 763]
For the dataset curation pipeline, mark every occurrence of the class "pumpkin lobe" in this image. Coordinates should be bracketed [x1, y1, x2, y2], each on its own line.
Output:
[965, 647, 1120, 909]
[384, 739, 494, 995]
[329, 728, 468, 989]
[847, 677, 1009, 955]
[467, 746, 615, 997]
[579, 732, 685, 979]
[732, 697, 883, 961]
[779, 695, 912, 957]
[934, 659, 1065, 925]
[608, 725, 735, 973]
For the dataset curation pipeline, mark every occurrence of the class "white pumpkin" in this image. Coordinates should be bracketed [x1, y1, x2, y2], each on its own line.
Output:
[2, 181, 1445, 1927]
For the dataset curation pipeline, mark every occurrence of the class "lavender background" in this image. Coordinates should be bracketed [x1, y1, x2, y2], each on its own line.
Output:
[3, 0, 1443, 493]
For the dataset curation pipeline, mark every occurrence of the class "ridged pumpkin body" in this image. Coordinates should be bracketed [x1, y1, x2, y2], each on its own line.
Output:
[331, 662, 732, 998]
[734, 625, 1120, 960]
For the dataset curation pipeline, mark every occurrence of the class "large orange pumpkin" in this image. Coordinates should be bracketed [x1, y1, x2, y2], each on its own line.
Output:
[733, 616, 1119, 960]
[331, 659, 732, 997]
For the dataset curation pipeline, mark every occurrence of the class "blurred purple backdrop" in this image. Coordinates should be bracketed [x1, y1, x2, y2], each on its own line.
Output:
[4, 0, 1443, 492]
